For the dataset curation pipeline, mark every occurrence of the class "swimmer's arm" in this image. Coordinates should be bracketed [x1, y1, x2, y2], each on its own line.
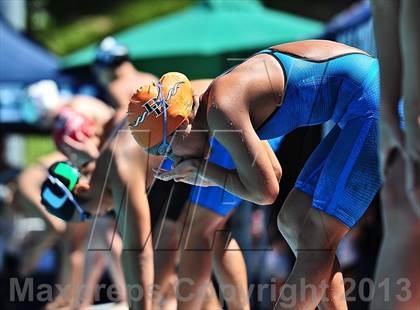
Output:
[201, 141, 281, 188]
[261, 140, 282, 182]
[110, 149, 153, 310]
[204, 108, 279, 205]
[157, 81, 280, 203]
[16, 164, 45, 210]
[163, 140, 281, 189]
[15, 156, 66, 232]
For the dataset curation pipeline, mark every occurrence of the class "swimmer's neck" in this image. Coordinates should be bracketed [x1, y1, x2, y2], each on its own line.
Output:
[114, 61, 138, 78]
[192, 97, 210, 132]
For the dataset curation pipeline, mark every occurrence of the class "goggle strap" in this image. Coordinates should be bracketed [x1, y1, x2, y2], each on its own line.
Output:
[157, 82, 169, 155]
[47, 175, 87, 221]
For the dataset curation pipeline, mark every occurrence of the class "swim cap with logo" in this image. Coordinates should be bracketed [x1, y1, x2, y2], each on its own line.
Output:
[128, 72, 193, 151]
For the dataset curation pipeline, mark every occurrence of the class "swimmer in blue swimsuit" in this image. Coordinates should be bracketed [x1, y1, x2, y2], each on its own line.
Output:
[130, 40, 381, 310]
[161, 136, 283, 309]
[157, 78, 283, 309]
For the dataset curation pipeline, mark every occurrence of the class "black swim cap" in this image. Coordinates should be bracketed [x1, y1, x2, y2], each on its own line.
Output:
[95, 37, 129, 68]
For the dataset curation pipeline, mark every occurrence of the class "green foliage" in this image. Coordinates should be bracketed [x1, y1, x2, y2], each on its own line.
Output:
[32, 0, 193, 56]
[25, 135, 55, 167]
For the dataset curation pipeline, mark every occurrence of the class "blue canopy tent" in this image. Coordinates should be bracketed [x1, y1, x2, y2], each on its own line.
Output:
[0, 19, 59, 83]
[0, 19, 59, 132]
[0, 20, 100, 133]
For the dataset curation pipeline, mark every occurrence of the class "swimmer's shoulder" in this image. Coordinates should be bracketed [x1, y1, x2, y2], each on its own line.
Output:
[110, 71, 158, 92]
[18, 152, 66, 187]
[69, 95, 114, 122]
[205, 77, 249, 134]
[135, 71, 158, 84]
[70, 95, 109, 109]
[270, 39, 370, 60]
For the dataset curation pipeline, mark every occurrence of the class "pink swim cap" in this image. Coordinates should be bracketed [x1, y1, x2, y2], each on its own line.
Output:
[53, 107, 96, 152]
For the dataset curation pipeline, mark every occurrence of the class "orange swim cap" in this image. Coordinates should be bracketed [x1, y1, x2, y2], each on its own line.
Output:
[128, 72, 193, 149]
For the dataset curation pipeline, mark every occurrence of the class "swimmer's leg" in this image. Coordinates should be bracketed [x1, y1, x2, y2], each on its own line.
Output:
[400, 0, 420, 213]
[213, 227, 250, 310]
[177, 206, 248, 310]
[79, 250, 106, 307]
[16, 167, 67, 275]
[277, 189, 348, 310]
[105, 219, 128, 306]
[371, 151, 420, 310]
[153, 218, 180, 308]
[201, 283, 223, 310]
[177, 205, 223, 310]
[371, 0, 405, 159]
[19, 228, 64, 276]
[45, 222, 89, 309]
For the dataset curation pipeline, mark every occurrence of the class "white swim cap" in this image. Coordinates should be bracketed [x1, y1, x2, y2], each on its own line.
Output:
[26, 79, 61, 116]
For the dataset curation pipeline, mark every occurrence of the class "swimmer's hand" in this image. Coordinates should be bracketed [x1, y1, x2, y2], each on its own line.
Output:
[154, 158, 216, 187]
[60, 135, 100, 167]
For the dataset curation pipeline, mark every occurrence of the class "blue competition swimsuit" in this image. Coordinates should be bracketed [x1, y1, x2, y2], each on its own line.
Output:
[161, 137, 283, 217]
[255, 49, 381, 227]
[257, 49, 379, 138]
[189, 136, 283, 216]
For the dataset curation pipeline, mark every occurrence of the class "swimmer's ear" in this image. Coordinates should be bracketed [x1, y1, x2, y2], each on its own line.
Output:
[74, 181, 90, 195]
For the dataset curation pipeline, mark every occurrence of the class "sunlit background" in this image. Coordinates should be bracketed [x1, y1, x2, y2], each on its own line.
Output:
[1, 1, 383, 309]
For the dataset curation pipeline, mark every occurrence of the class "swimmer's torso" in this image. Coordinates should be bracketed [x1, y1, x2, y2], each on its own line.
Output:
[207, 40, 379, 140]
[79, 130, 162, 214]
